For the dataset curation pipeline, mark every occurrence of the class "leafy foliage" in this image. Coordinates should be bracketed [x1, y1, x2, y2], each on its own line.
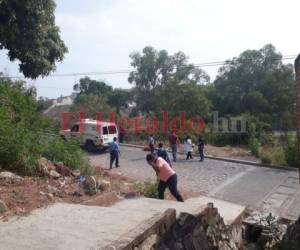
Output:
[128, 46, 210, 114]
[0, 0, 67, 78]
[0, 78, 90, 175]
[73, 77, 133, 116]
[41, 137, 90, 175]
[134, 179, 159, 198]
[284, 136, 298, 167]
[71, 94, 114, 118]
[212, 44, 295, 126]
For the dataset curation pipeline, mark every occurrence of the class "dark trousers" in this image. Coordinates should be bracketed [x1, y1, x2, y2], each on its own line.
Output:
[110, 151, 119, 168]
[186, 151, 193, 160]
[171, 144, 177, 161]
[149, 144, 155, 154]
[158, 174, 183, 202]
[199, 149, 204, 161]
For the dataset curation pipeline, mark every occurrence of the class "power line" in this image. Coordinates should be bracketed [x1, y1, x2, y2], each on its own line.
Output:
[1, 54, 297, 80]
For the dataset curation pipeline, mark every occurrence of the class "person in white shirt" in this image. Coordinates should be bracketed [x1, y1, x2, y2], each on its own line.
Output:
[184, 135, 193, 160]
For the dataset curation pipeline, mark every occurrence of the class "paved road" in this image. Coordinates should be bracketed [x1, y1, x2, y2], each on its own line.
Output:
[89, 146, 300, 220]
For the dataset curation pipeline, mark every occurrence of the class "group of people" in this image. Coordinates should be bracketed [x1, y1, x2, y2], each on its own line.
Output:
[109, 131, 206, 203]
[148, 131, 205, 163]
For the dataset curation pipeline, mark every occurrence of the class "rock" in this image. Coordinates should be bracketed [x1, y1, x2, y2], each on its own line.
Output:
[98, 179, 111, 191]
[49, 170, 61, 179]
[39, 191, 46, 196]
[0, 171, 22, 181]
[123, 191, 137, 199]
[72, 169, 81, 177]
[47, 185, 63, 197]
[38, 157, 56, 175]
[0, 200, 8, 213]
[81, 176, 98, 195]
[54, 162, 73, 176]
[46, 193, 54, 199]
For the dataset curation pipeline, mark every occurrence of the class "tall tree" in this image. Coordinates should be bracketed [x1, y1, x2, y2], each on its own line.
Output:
[73, 77, 113, 98]
[128, 46, 209, 90]
[213, 44, 295, 125]
[0, 0, 67, 78]
[108, 88, 133, 114]
[128, 46, 210, 113]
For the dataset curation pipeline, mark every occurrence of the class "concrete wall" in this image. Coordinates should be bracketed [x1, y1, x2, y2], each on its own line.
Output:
[104, 203, 241, 250]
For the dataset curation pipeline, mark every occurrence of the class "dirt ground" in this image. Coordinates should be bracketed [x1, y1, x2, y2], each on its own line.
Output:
[0, 165, 198, 222]
[0, 167, 135, 221]
[205, 144, 259, 162]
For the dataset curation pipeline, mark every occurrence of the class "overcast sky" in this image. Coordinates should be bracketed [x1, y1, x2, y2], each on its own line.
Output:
[0, 0, 299, 98]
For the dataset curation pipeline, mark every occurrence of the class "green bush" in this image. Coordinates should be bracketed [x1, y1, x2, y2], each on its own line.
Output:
[249, 137, 261, 157]
[285, 136, 298, 167]
[260, 147, 286, 166]
[261, 155, 272, 164]
[134, 179, 159, 198]
[0, 79, 91, 175]
[41, 137, 91, 175]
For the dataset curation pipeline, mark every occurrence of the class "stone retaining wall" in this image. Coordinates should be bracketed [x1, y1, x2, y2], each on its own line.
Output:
[104, 203, 241, 250]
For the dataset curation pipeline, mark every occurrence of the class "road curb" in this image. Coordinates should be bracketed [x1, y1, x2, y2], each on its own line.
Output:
[120, 143, 298, 172]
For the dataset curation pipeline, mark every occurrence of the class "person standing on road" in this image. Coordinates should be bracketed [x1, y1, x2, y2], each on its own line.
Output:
[146, 154, 184, 202]
[148, 134, 155, 154]
[169, 131, 179, 162]
[110, 137, 120, 169]
[184, 135, 193, 160]
[156, 142, 172, 166]
[198, 135, 205, 162]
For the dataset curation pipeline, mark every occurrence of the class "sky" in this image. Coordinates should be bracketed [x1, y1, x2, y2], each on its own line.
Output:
[0, 0, 299, 98]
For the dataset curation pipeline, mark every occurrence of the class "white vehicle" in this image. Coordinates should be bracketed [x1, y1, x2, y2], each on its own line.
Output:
[60, 119, 119, 152]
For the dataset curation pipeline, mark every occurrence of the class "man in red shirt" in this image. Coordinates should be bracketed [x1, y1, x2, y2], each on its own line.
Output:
[146, 154, 184, 202]
[169, 131, 179, 162]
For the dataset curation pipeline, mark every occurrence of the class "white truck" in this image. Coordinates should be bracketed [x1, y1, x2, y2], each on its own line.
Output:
[60, 119, 119, 152]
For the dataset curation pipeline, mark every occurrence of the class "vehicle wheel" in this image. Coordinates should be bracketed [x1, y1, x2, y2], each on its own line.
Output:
[85, 140, 96, 152]
[99, 146, 109, 153]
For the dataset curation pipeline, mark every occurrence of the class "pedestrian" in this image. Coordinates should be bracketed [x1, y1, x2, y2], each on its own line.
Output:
[148, 134, 155, 154]
[198, 135, 205, 162]
[168, 130, 178, 162]
[184, 135, 193, 160]
[118, 126, 125, 143]
[146, 154, 184, 202]
[110, 137, 120, 169]
[156, 142, 172, 166]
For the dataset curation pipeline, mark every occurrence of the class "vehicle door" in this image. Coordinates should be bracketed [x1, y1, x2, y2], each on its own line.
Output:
[102, 126, 110, 144]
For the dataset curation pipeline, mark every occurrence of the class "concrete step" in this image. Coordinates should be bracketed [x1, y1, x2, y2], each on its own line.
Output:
[0, 196, 245, 250]
[113, 196, 245, 226]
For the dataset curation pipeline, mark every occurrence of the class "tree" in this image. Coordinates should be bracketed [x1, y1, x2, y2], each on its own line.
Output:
[128, 46, 210, 113]
[108, 88, 133, 114]
[71, 94, 114, 118]
[73, 77, 113, 98]
[213, 44, 295, 127]
[152, 80, 211, 119]
[0, 0, 67, 78]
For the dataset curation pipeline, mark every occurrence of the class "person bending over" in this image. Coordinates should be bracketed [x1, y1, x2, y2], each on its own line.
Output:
[146, 154, 183, 202]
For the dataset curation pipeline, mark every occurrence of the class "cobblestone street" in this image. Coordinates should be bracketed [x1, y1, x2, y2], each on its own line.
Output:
[89, 146, 300, 220]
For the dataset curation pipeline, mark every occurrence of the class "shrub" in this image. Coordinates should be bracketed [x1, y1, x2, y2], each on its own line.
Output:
[134, 179, 159, 198]
[249, 137, 261, 157]
[260, 147, 286, 166]
[285, 136, 298, 167]
[0, 79, 91, 175]
[41, 137, 91, 175]
[261, 155, 272, 164]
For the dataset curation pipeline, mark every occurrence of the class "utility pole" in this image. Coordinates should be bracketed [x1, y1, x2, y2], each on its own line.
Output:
[295, 55, 300, 183]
